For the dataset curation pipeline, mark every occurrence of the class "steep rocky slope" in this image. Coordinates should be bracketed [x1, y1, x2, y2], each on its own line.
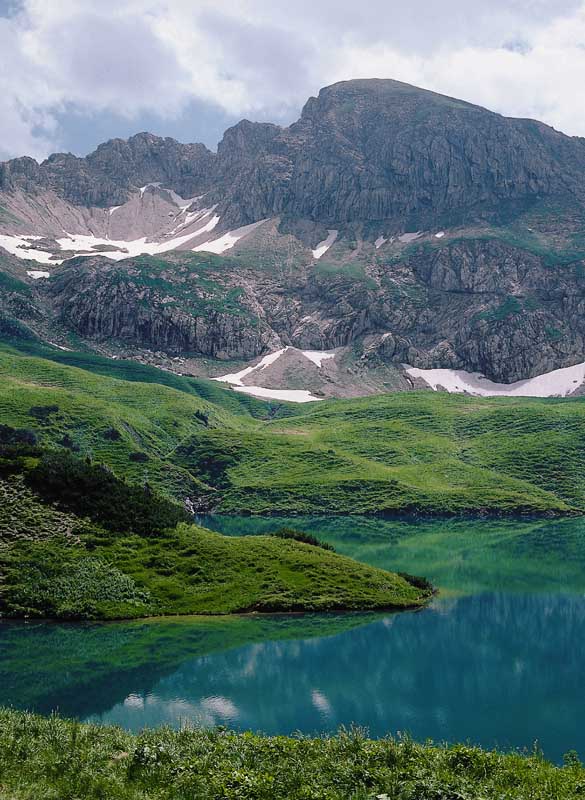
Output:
[2, 78, 585, 396]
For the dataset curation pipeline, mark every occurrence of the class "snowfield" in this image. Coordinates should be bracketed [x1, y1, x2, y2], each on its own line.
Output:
[312, 230, 338, 259]
[406, 363, 585, 397]
[232, 386, 322, 402]
[212, 347, 336, 402]
[193, 219, 266, 255]
[26, 270, 50, 279]
[301, 350, 336, 367]
[0, 235, 61, 265]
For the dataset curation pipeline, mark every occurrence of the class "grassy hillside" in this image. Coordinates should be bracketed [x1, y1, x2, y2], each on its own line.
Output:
[1, 343, 585, 515]
[0, 448, 430, 619]
[1, 709, 583, 800]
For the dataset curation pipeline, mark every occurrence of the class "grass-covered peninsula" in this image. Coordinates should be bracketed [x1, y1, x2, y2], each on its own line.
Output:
[2, 340, 585, 516]
[0, 446, 431, 619]
[0, 709, 583, 800]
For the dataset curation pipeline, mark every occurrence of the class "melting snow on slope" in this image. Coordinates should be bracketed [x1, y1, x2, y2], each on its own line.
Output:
[0, 234, 61, 265]
[312, 230, 338, 259]
[193, 219, 266, 254]
[27, 270, 50, 279]
[212, 346, 328, 402]
[406, 363, 585, 397]
[399, 232, 421, 243]
[169, 207, 219, 236]
[138, 183, 161, 197]
[435, 231, 445, 239]
[213, 348, 289, 386]
[375, 236, 387, 249]
[56, 226, 212, 261]
[232, 386, 321, 402]
[301, 350, 336, 367]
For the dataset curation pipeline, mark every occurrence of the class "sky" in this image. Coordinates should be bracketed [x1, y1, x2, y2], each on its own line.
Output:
[1, 0, 585, 161]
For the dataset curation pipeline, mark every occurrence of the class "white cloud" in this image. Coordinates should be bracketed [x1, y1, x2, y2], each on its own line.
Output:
[2, 0, 585, 160]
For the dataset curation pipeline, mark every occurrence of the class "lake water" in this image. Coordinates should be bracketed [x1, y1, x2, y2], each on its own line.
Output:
[2, 515, 585, 762]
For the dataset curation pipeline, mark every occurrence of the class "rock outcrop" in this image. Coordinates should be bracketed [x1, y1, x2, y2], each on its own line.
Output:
[3, 78, 585, 389]
[3, 79, 585, 228]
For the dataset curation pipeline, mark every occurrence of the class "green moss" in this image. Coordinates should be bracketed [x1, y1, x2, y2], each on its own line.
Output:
[474, 295, 522, 322]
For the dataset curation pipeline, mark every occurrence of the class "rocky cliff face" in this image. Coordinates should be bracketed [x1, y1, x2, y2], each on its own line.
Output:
[3, 78, 585, 391]
[32, 233, 585, 385]
[3, 79, 585, 229]
[0, 133, 215, 207]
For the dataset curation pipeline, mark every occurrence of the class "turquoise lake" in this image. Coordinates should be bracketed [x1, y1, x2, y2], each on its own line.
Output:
[2, 515, 585, 762]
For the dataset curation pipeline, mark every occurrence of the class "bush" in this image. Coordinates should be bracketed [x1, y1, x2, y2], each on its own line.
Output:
[129, 451, 149, 463]
[398, 571, 435, 593]
[28, 405, 59, 421]
[269, 527, 335, 552]
[102, 427, 121, 441]
[25, 451, 190, 536]
[0, 424, 37, 447]
[0, 541, 152, 619]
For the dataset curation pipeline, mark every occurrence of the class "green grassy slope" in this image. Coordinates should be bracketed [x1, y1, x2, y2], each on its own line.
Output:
[182, 393, 585, 514]
[0, 451, 430, 619]
[0, 709, 583, 800]
[1, 344, 585, 515]
[1, 524, 428, 618]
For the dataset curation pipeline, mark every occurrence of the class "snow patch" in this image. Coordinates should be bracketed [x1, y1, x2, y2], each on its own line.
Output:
[312, 230, 338, 259]
[56, 227, 211, 261]
[27, 270, 50, 279]
[399, 232, 421, 243]
[0, 234, 61, 265]
[138, 183, 161, 197]
[302, 350, 336, 367]
[193, 219, 266, 254]
[233, 386, 322, 402]
[47, 341, 72, 351]
[213, 348, 289, 386]
[435, 231, 445, 239]
[212, 347, 324, 402]
[405, 363, 585, 398]
[169, 208, 219, 237]
[375, 236, 387, 249]
[108, 206, 121, 216]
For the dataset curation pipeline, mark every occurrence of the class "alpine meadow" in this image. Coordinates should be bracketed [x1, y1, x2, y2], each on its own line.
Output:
[3, 3, 585, 797]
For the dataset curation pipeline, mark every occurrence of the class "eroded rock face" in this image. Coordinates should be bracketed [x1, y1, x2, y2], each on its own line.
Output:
[210, 79, 585, 231]
[48, 258, 280, 360]
[3, 79, 585, 226]
[0, 134, 215, 208]
[38, 236, 585, 384]
[3, 78, 585, 387]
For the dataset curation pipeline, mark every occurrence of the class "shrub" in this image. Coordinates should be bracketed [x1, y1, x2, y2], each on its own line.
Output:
[269, 527, 335, 552]
[102, 427, 122, 441]
[398, 571, 435, 593]
[0, 541, 152, 619]
[129, 452, 149, 463]
[25, 451, 190, 536]
[28, 405, 60, 421]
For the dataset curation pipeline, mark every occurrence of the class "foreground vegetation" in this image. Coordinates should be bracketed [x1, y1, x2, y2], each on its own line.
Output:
[0, 709, 583, 800]
[2, 341, 585, 515]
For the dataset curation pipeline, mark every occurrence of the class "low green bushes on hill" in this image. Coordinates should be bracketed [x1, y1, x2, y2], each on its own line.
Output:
[25, 450, 190, 536]
[0, 709, 583, 800]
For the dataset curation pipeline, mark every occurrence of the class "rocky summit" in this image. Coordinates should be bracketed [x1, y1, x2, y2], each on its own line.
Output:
[3, 78, 585, 400]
